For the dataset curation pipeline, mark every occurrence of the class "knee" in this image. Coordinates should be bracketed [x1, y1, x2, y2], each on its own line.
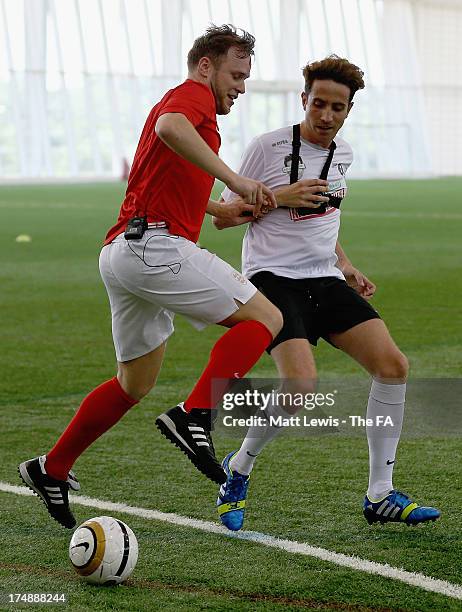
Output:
[117, 374, 155, 402]
[132, 384, 154, 401]
[375, 351, 409, 382]
[265, 305, 283, 339]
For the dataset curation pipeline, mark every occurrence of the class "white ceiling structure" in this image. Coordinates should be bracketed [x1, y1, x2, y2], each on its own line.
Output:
[0, 0, 460, 179]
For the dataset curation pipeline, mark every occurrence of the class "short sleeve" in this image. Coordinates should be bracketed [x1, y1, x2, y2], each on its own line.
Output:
[221, 137, 265, 201]
[335, 138, 354, 171]
[159, 81, 215, 127]
[347, 143, 354, 167]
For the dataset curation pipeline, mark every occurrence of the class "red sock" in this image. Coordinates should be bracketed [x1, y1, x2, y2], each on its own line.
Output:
[45, 377, 138, 480]
[184, 320, 272, 412]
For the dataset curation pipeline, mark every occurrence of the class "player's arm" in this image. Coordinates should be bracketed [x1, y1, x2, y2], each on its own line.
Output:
[207, 197, 255, 221]
[273, 179, 330, 208]
[155, 113, 276, 214]
[335, 241, 376, 299]
[213, 177, 332, 231]
[212, 178, 331, 230]
[212, 136, 274, 230]
[211, 196, 264, 230]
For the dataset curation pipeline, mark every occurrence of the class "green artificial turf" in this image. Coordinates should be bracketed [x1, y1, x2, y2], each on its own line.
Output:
[0, 179, 461, 611]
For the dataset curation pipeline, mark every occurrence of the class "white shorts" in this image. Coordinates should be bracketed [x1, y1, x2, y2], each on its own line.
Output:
[99, 229, 257, 362]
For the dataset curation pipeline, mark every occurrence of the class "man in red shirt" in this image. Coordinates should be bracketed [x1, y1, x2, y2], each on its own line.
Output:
[19, 25, 282, 529]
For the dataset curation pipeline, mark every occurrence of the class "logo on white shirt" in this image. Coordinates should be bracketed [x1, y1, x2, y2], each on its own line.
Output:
[282, 154, 306, 180]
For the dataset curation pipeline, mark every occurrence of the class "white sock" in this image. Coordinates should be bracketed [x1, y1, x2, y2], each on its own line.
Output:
[230, 399, 290, 476]
[366, 379, 405, 501]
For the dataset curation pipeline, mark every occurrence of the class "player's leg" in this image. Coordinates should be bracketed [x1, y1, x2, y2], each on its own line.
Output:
[216, 338, 317, 531]
[19, 241, 171, 528]
[231, 338, 317, 476]
[153, 243, 282, 483]
[183, 291, 282, 410]
[216, 272, 315, 530]
[45, 343, 167, 479]
[117, 344, 167, 400]
[330, 319, 440, 524]
[329, 318, 408, 382]
[18, 344, 167, 529]
[156, 291, 282, 484]
[330, 318, 407, 499]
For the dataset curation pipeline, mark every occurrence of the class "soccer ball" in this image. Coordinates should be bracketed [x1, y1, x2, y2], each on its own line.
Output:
[69, 516, 138, 585]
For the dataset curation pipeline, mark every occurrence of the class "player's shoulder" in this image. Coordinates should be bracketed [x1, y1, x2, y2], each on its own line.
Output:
[333, 135, 353, 160]
[255, 125, 293, 149]
[245, 126, 292, 159]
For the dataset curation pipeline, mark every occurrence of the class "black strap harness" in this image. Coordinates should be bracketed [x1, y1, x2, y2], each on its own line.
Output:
[290, 124, 342, 216]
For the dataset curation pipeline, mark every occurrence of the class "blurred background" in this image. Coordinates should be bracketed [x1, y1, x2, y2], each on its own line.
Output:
[1, 0, 461, 181]
[1, 5, 461, 608]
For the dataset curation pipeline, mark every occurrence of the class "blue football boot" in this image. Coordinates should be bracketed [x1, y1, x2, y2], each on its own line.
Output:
[216, 451, 250, 531]
[363, 490, 441, 525]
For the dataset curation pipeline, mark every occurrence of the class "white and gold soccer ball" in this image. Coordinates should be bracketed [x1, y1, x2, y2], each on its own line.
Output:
[69, 516, 138, 585]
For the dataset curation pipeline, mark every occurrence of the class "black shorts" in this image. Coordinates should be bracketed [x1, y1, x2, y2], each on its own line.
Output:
[250, 271, 381, 353]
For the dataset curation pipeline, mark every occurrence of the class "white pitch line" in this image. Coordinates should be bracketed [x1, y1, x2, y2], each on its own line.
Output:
[1, 481, 461, 601]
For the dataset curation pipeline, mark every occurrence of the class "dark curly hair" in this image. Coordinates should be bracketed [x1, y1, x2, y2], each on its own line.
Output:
[187, 24, 255, 70]
[302, 55, 365, 102]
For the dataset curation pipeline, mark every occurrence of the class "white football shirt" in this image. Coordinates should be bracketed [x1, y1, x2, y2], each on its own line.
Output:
[221, 125, 353, 280]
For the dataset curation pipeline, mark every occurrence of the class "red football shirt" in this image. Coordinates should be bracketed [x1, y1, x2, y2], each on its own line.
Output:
[104, 79, 220, 245]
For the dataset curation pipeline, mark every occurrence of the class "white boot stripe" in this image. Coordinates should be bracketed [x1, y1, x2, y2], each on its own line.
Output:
[391, 506, 401, 518]
[49, 499, 64, 505]
[192, 434, 207, 439]
[188, 426, 204, 432]
[196, 441, 210, 447]
[383, 504, 394, 517]
[377, 501, 389, 515]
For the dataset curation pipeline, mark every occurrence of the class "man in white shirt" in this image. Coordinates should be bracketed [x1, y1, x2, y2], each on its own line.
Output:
[214, 55, 440, 531]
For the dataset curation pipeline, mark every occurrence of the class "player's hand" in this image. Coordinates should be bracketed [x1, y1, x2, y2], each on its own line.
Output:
[213, 196, 255, 220]
[227, 174, 277, 217]
[343, 265, 376, 299]
[274, 179, 330, 208]
[212, 196, 273, 229]
[213, 214, 252, 230]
